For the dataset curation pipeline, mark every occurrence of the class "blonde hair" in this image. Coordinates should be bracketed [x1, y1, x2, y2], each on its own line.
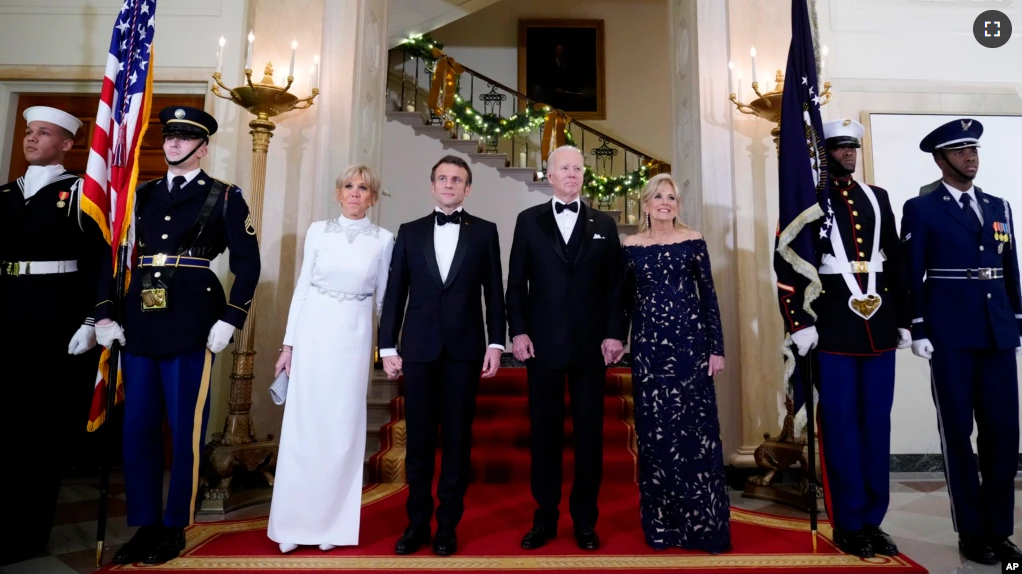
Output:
[638, 173, 687, 233]
[335, 164, 381, 203]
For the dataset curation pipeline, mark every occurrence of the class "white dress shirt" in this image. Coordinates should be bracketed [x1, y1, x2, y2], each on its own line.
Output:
[944, 182, 983, 225]
[380, 206, 503, 357]
[22, 164, 66, 200]
[165, 167, 202, 192]
[552, 197, 581, 243]
[434, 207, 463, 283]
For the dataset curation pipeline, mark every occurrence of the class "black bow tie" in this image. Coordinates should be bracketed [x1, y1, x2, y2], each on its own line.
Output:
[555, 201, 578, 214]
[435, 210, 463, 226]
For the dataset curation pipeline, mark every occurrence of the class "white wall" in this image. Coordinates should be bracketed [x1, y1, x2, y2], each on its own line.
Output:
[724, 0, 1022, 455]
[429, 0, 673, 163]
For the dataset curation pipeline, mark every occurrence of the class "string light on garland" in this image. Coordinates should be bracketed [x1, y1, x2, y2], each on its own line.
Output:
[564, 131, 652, 201]
[403, 34, 659, 200]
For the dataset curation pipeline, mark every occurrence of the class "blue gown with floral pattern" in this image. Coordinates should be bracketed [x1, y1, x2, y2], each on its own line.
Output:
[623, 239, 731, 552]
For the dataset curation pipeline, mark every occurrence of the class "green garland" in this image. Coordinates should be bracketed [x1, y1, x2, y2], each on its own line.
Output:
[401, 34, 444, 61]
[402, 35, 653, 200]
[565, 131, 651, 201]
[448, 94, 547, 140]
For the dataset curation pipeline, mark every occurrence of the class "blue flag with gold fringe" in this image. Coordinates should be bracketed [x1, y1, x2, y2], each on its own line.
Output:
[775, 0, 828, 435]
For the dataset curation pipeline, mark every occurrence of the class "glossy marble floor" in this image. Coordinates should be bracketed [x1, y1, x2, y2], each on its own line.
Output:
[2, 472, 1019, 574]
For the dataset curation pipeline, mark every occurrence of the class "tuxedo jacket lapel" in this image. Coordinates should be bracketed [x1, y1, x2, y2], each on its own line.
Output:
[573, 203, 595, 267]
[420, 216, 445, 290]
[536, 203, 568, 265]
[444, 212, 473, 289]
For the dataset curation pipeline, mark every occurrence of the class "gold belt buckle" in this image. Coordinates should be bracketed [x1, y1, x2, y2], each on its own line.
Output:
[978, 268, 993, 280]
[151, 254, 168, 267]
[851, 261, 869, 274]
[140, 288, 168, 310]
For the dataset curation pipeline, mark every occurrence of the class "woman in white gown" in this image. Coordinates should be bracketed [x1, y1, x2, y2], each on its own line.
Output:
[267, 165, 394, 553]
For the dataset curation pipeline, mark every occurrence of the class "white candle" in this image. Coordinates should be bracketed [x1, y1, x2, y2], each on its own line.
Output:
[216, 36, 225, 74]
[750, 46, 758, 84]
[245, 30, 254, 70]
[289, 39, 297, 77]
[462, 132, 470, 140]
[312, 55, 320, 90]
[727, 60, 735, 95]
[737, 73, 743, 102]
[519, 151, 527, 168]
[405, 103, 414, 112]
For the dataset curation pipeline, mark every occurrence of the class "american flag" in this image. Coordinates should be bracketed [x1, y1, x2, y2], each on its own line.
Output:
[85, 0, 157, 432]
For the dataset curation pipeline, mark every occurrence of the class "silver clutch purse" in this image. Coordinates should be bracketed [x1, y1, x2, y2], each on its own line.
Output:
[269, 371, 288, 405]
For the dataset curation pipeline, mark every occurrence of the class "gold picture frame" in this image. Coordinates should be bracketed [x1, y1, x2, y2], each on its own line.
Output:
[518, 19, 606, 120]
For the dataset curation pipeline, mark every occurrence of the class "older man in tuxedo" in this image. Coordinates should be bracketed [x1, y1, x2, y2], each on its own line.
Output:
[506, 145, 626, 551]
[379, 155, 506, 557]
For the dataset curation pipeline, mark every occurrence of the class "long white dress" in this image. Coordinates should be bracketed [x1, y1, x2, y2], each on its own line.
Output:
[267, 215, 394, 546]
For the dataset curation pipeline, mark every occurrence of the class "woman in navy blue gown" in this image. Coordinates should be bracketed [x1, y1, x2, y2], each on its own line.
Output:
[622, 174, 730, 553]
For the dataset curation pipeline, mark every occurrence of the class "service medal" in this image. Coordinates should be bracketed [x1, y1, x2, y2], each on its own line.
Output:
[57, 191, 70, 208]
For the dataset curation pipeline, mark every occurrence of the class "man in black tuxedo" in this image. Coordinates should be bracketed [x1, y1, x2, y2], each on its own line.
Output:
[379, 155, 506, 557]
[506, 145, 626, 551]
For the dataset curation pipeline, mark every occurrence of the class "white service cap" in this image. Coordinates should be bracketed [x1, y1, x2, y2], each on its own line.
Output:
[23, 106, 83, 137]
[822, 118, 864, 145]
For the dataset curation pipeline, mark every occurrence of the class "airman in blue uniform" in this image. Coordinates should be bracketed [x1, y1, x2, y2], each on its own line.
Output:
[901, 118, 1022, 566]
[94, 106, 261, 565]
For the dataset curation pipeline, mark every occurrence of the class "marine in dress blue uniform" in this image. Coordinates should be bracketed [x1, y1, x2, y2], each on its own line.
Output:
[94, 106, 261, 565]
[0, 107, 107, 565]
[776, 119, 909, 558]
[901, 118, 1022, 566]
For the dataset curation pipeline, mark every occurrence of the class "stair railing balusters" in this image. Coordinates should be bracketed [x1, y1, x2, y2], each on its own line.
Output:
[400, 48, 406, 112]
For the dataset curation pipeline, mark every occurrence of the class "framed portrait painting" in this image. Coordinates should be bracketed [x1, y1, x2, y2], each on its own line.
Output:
[518, 19, 606, 120]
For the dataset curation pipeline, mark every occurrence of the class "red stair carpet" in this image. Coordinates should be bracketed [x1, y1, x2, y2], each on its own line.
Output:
[98, 368, 926, 573]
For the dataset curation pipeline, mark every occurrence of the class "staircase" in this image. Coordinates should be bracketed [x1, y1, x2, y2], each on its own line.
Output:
[362, 43, 668, 483]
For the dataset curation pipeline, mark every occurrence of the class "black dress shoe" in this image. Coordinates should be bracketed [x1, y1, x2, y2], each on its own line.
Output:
[143, 527, 185, 565]
[958, 535, 997, 565]
[833, 529, 875, 558]
[989, 537, 1022, 563]
[395, 526, 431, 555]
[432, 529, 457, 556]
[113, 525, 160, 565]
[574, 527, 600, 551]
[863, 525, 899, 556]
[521, 525, 556, 550]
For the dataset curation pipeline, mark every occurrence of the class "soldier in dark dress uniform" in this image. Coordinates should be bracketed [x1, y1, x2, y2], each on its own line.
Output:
[94, 106, 261, 565]
[902, 118, 1022, 566]
[0, 106, 108, 565]
[776, 119, 909, 558]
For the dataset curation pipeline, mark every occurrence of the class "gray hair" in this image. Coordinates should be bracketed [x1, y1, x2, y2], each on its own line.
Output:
[547, 145, 583, 171]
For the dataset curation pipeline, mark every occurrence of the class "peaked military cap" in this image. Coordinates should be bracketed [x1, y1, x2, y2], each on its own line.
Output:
[823, 118, 864, 149]
[159, 106, 218, 139]
[919, 118, 982, 153]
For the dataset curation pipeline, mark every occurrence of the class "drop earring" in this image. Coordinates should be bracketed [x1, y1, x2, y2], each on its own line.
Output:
[646, 212, 651, 228]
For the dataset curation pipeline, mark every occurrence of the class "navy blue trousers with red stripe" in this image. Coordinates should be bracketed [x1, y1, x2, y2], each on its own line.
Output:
[817, 351, 895, 532]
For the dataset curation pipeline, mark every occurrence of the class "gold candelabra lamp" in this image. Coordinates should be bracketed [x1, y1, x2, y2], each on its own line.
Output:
[729, 69, 831, 155]
[199, 59, 319, 514]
